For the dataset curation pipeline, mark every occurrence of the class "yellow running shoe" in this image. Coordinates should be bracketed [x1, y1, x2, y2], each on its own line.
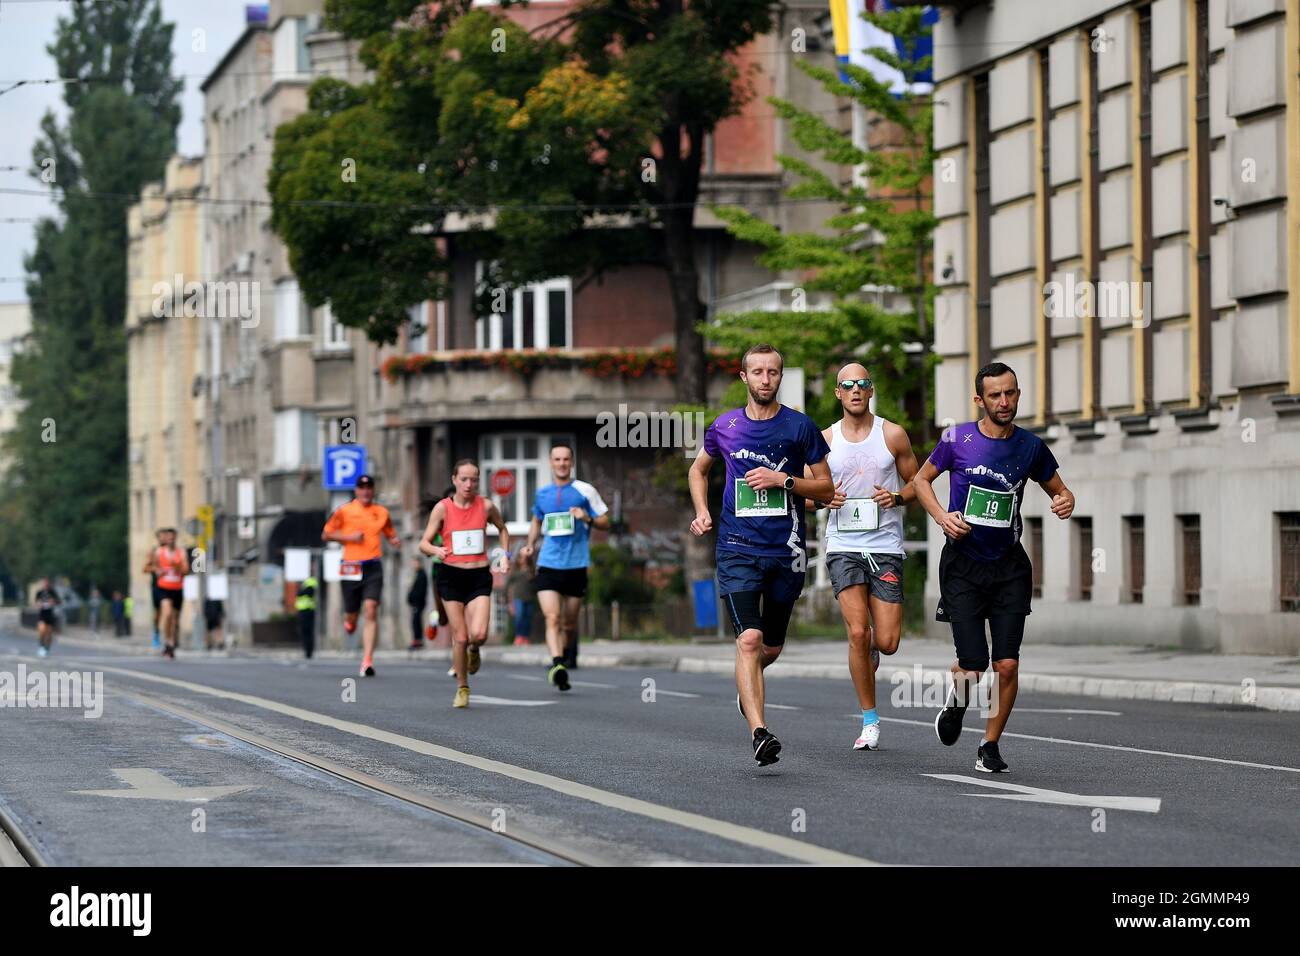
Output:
[467, 644, 481, 675]
[453, 685, 470, 708]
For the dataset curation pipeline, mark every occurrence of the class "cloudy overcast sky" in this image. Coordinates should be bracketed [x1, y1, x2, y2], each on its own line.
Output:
[0, 0, 249, 304]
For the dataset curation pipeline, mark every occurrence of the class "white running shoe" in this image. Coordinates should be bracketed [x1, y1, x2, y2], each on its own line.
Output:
[36, 646, 49, 659]
[853, 722, 881, 751]
[447, 666, 457, 677]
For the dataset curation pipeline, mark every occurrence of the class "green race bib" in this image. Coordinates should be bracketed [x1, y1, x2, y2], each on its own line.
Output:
[544, 511, 575, 536]
[963, 486, 1015, 528]
[734, 479, 788, 518]
[836, 497, 880, 532]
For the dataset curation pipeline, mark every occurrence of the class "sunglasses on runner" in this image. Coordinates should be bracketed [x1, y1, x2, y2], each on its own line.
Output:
[838, 378, 872, 391]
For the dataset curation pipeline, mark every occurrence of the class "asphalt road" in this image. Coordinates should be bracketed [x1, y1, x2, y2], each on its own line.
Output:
[3, 625, 1298, 866]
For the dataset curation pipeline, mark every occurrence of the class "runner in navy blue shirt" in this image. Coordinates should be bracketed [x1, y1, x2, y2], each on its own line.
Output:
[914, 362, 1076, 772]
[689, 344, 833, 766]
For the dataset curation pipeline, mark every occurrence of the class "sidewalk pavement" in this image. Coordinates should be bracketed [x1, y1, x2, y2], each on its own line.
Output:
[14, 607, 1299, 713]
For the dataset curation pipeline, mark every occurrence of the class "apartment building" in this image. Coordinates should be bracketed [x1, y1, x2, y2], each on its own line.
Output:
[927, 0, 1300, 652]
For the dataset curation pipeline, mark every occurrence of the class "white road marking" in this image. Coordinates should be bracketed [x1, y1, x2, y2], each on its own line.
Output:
[505, 674, 544, 682]
[923, 774, 1161, 813]
[1014, 707, 1121, 716]
[878, 716, 1300, 774]
[765, 703, 801, 711]
[571, 680, 616, 689]
[82, 660, 875, 865]
[470, 695, 556, 707]
[653, 689, 701, 699]
[73, 768, 255, 803]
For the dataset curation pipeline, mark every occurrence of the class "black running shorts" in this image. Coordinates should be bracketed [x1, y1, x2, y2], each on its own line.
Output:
[436, 564, 494, 604]
[341, 560, 384, 615]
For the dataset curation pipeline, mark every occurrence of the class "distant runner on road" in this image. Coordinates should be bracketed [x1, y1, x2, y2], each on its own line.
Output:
[420, 459, 510, 708]
[322, 474, 401, 678]
[519, 445, 610, 693]
[143, 528, 188, 659]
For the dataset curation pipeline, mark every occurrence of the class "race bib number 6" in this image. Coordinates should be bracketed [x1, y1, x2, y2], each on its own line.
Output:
[734, 479, 788, 518]
[451, 529, 485, 555]
[963, 486, 1015, 528]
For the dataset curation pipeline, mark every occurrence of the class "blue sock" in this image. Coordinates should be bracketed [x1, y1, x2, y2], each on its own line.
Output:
[862, 708, 879, 726]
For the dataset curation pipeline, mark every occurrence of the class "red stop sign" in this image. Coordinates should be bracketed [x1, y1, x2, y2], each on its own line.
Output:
[491, 469, 516, 496]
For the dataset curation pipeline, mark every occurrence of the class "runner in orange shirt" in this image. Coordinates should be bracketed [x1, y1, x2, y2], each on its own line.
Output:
[142, 528, 189, 659]
[322, 474, 401, 677]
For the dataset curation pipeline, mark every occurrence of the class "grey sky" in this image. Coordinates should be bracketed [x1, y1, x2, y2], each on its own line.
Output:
[0, 0, 249, 303]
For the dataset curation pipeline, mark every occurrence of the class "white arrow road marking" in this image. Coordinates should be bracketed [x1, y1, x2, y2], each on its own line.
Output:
[923, 774, 1161, 813]
[470, 695, 556, 707]
[73, 769, 256, 803]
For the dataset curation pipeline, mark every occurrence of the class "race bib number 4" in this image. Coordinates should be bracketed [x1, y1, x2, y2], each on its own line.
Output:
[734, 479, 788, 518]
[339, 560, 363, 581]
[451, 529, 485, 556]
[837, 497, 880, 532]
[544, 512, 575, 536]
[963, 486, 1015, 528]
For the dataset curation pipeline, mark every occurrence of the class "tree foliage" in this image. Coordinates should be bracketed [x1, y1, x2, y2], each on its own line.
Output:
[709, 6, 937, 434]
[0, 0, 179, 594]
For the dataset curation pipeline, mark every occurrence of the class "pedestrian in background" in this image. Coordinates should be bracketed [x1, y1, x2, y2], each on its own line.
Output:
[508, 548, 538, 646]
[296, 573, 317, 659]
[204, 597, 225, 651]
[123, 594, 134, 636]
[111, 590, 126, 636]
[408, 555, 428, 649]
[88, 586, 103, 634]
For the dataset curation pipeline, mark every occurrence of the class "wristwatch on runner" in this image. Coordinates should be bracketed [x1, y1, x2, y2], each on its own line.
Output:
[892, 492, 904, 508]
[783, 475, 795, 491]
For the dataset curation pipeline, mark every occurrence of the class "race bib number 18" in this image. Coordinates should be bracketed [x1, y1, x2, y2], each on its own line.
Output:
[963, 486, 1015, 528]
[734, 479, 788, 518]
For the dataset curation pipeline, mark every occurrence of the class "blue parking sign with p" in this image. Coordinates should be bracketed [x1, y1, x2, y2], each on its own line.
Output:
[324, 445, 367, 490]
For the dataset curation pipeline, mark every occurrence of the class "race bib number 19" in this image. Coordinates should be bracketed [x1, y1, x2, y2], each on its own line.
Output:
[734, 479, 788, 518]
[963, 486, 1015, 528]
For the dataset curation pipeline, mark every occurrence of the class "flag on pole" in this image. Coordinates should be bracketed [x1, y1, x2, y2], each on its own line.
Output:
[829, 0, 937, 95]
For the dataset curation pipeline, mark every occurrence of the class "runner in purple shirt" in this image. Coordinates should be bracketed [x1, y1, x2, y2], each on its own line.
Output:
[689, 344, 833, 767]
[914, 362, 1076, 773]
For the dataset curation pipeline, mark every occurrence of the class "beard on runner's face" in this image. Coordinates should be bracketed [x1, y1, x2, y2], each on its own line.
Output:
[747, 382, 778, 405]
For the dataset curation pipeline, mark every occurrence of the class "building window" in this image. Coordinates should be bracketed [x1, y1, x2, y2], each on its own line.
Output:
[1026, 516, 1043, 599]
[320, 302, 348, 350]
[479, 431, 575, 533]
[474, 263, 572, 350]
[274, 280, 311, 341]
[1179, 514, 1201, 606]
[407, 302, 428, 353]
[274, 409, 319, 469]
[1280, 513, 1300, 613]
[1077, 517, 1094, 601]
[1125, 516, 1144, 604]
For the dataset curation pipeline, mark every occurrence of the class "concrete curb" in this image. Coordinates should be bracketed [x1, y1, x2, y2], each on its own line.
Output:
[37, 632, 1300, 713]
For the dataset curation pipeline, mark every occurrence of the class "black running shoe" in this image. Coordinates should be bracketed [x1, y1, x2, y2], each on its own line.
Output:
[752, 727, 781, 766]
[934, 683, 967, 746]
[162, 644, 175, 660]
[976, 739, 1008, 773]
[548, 663, 570, 692]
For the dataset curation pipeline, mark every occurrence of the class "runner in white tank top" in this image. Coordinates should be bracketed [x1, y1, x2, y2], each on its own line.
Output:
[806, 363, 920, 751]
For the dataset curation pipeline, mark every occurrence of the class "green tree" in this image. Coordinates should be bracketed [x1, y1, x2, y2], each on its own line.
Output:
[0, 0, 180, 593]
[709, 5, 937, 436]
[270, 0, 777, 403]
